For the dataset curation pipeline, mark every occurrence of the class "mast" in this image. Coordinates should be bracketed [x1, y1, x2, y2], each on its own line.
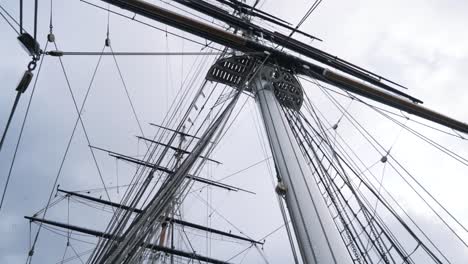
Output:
[206, 53, 354, 262]
[170, 127, 184, 264]
[251, 65, 352, 263]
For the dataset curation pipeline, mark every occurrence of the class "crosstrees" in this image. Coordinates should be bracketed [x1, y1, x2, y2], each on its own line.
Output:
[136, 135, 222, 164]
[56, 189, 263, 244]
[90, 145, 252, 193]
[26, 216, 232, 264]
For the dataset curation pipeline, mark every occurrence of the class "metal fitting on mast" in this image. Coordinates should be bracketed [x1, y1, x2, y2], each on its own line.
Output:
[206, 55, 304, 111]
[275, 181, 288, 196]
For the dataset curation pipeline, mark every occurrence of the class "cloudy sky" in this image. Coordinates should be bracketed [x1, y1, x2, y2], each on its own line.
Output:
[0, 0, 467, 263]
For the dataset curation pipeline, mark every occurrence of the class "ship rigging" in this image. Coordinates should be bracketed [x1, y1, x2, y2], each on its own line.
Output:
[0, 0, 467, 263]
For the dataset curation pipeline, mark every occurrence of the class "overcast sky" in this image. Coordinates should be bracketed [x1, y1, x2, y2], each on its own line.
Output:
[0, 0, 467, 263]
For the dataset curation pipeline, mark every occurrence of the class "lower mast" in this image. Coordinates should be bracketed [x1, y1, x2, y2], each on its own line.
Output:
[252, 65, 352, 263]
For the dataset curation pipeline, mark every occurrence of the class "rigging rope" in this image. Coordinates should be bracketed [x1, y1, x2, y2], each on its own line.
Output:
[54, 249, 94, 264]
[26, 40, 113, 263]
[288, 0, 322, 38]
[280, 83, 452, 262]
[0, 3, 20, 27]
[0, 41, 47, 212]
[85, 47, 264, 262]
[45, 51, 226, 56]
[92, 81, 245, 263]
[287, 108, 415, 263]
[300, 80, 453, 263]
[329, 88, 468, 247]
[300, 76, 466, 140]
[80, 0, 224, 51]
[312, 78, 468, 243]
[0, 4, 19, 35]
[108, 45, 148, 141]
[0, 9, 41, 153]
[33, 0, 38, 40]
[300, 80, 461, 262]
[20, 0, 23, 33]
[87, 46, 221, 260]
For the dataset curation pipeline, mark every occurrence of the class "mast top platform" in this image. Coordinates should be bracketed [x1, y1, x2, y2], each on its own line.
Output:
[206, 55, 304, 110]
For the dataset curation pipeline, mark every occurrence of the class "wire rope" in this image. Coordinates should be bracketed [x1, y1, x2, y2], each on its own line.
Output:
[0, 41, 48, 212]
